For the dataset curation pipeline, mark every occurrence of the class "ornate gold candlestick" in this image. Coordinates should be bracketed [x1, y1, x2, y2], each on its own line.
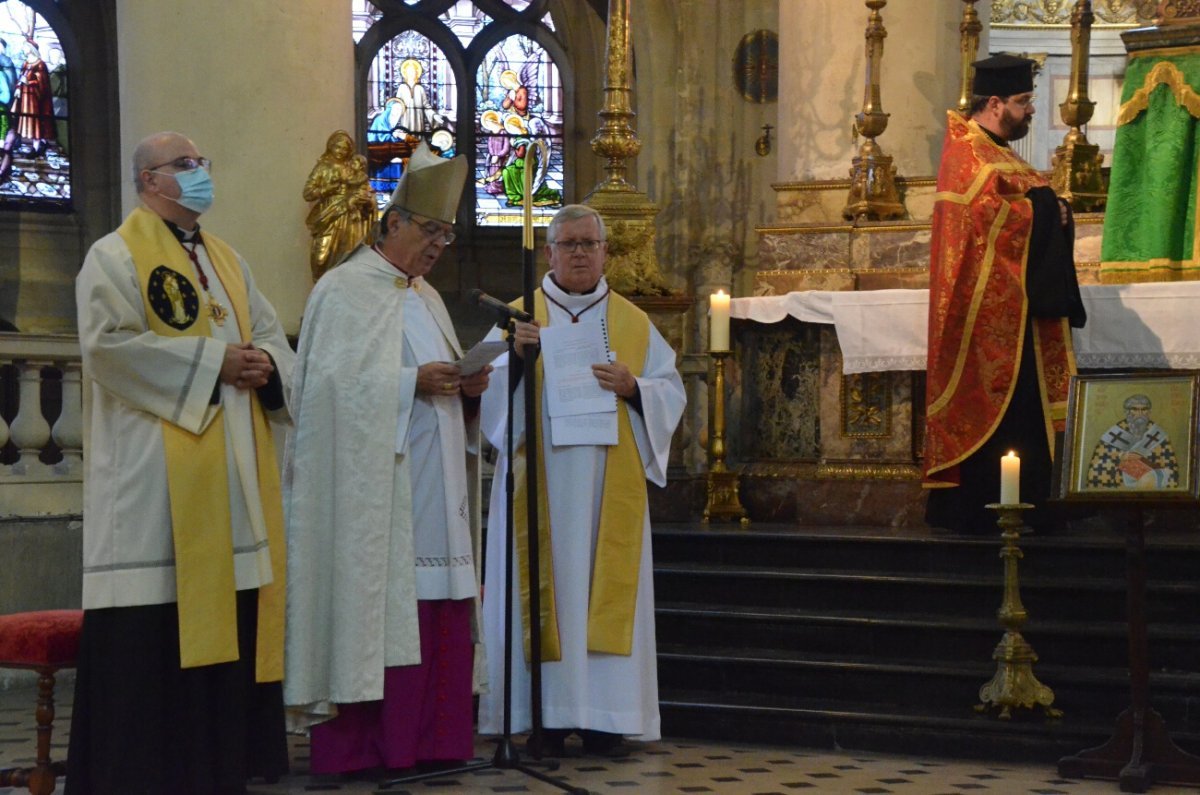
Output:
[976, 503, 1060, 720]
[703, 350, 748, 527]
[956, 0, 983, 114]
[584, 0, 671, 296]
[843, 0, 904, 221]
[1050, 1, 1107, 212]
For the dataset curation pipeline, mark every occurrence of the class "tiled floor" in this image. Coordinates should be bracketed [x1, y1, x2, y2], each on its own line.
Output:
[2, 681, 1196, 794]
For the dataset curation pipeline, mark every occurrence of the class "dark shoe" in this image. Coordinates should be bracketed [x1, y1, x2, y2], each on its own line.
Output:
[415, 759, 472, 773]
[580, 729, 632, 757]
[525, 728, 569, 758]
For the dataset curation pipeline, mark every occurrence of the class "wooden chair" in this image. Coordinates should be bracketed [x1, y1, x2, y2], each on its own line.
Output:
[0, 610, 83, 795]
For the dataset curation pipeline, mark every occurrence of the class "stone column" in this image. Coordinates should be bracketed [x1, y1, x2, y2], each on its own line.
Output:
[778, 0, 974, 182]
[116, 0, 356, 333]
[634, 0, 780, 477]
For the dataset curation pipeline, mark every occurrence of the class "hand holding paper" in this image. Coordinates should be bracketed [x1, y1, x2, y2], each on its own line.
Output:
[456, 339, 509, 376]
[592, 360, 636, 397]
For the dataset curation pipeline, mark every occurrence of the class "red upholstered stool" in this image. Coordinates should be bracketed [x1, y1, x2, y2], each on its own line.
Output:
[0, 610, 83, 795]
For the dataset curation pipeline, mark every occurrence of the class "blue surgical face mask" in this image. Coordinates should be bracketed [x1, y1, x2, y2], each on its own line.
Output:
[153, 166, 214, 214]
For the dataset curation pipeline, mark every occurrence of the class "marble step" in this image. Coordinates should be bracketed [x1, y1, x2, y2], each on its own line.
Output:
[654, 562, 1200, 624]
[652, 524, 1200, 582]
[655, 603, 1200, 671]
[658, 687, 1200, 765]
[657, 645, 1200, 729]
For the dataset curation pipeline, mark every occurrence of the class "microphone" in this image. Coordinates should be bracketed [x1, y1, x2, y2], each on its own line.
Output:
[468, 289, 533, 323]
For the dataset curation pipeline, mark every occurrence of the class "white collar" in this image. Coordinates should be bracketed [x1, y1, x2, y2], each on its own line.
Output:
[542, 273, 608, 312]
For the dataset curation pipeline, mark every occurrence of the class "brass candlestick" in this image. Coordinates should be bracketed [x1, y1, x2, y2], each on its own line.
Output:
[976, 503, 1061, 720]
[703, 350, 748, 527]
[584, 0, 672, 297]
[956, 0, 983, 114]
[1050, 0, 1107, 211]
[843, 0, 904, 221]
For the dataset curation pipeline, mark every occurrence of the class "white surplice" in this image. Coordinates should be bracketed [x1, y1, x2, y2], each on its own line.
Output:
[76, 226, 293, 610]
[283, 245, 483, 720]
[477, 275, 685, 740]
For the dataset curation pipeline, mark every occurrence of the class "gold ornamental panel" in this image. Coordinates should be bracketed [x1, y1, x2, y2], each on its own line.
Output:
[841, 372, 892, 439]
[1159, 0, 1200, 22]
[814, 462, 922, 481]
[991, 0, 1158, 25]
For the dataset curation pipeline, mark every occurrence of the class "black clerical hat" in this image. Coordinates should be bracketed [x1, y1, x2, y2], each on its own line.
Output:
[972, 54, 1035, 97]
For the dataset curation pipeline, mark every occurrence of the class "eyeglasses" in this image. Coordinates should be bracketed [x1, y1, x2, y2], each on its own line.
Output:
[147, 156, 212, 172]
[1006, 94, 1036, 109]
[551, 240, 603, 253]
[400, 211, 456, 244]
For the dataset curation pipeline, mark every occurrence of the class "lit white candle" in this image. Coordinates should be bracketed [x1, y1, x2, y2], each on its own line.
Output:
[1000, 450, 1020, 505]
[710, 290, 731, 352]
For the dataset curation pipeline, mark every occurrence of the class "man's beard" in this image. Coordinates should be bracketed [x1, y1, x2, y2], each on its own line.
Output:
[1129, 415, 1150, 436]
[1001, 108, 1031, 141]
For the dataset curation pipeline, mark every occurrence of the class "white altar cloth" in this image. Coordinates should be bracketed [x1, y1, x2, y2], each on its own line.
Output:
[731, 282, 1200, 374]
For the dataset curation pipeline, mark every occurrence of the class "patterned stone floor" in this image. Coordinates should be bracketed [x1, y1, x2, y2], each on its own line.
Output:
[1, 682, 1196, 794]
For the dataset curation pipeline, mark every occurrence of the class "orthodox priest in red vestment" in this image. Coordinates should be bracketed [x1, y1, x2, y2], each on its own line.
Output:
[924, 55, 1085, 534]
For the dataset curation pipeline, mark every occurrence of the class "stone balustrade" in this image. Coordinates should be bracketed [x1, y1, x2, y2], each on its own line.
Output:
[0, 332, 82, 518]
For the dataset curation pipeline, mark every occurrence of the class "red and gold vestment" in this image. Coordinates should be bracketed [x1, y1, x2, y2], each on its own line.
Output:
[924, 111, 1075, 488]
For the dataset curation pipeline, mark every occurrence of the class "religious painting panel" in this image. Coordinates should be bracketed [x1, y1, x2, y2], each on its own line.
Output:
[817, 329, 921, 478]
[0, 1, 69, 209]
[474, 34, 564, 227]
[1058, 372, 1200, 501]
[841, 372, 890, 438]
[365, 30, 458, 209]
[736, 318, 821, 462]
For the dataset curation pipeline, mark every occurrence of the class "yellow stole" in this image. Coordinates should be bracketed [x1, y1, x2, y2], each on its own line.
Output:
[118, 206, 286, 682]
[511, 289, 650, 661]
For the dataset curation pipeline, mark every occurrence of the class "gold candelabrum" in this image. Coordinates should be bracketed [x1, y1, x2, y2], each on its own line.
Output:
[584, 0, 672, 297]
[843, 0, 905, 221]
[956, 0, 983, 114]
[1050, 1, 1108, 212]
[590, 0, 640, 193]
[976, 503, 1061, 720]
[703, 351, 748, 527]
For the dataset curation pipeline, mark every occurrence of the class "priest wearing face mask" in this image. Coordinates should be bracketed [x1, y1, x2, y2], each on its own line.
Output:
[68, 131, 294, 794]
[283, 142, 489, 774]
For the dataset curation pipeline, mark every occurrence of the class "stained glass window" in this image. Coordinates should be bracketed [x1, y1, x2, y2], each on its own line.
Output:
[366, 32, 457, 208]
[350, 0, 379, 44]
[474, 36, 563, 226]
[355, 0, 566, 227]
[0, 1, 69, 208]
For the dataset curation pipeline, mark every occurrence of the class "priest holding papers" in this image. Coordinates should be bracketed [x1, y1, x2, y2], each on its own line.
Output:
[283, 143, 489, 774]
[477, 204, 686, 757]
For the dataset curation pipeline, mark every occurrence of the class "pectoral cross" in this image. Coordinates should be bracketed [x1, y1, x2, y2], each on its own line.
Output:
[207, 297, 228, 326]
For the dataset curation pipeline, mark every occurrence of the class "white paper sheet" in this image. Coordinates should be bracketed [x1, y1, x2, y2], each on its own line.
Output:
[456, 339, 509, 376]
[550, 411, 618, 447]
[539, 322, 617, 418]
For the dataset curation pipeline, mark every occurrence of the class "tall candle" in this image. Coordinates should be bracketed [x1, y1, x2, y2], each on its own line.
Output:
[1000, 450, 1020, 505]
[710, 290, 731, 352]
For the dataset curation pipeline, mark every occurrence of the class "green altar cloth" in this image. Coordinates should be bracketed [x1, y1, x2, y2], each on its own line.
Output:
[1101, 49, 1200, 284]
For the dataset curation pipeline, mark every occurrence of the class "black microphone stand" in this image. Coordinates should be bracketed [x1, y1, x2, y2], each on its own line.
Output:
[382, 315, 583, 794]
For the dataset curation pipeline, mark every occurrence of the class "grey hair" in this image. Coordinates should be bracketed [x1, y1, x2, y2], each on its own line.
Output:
[546, 204, 606, 244]
[1124, 394, 1152, 411]
[131, 131, 188, 194]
